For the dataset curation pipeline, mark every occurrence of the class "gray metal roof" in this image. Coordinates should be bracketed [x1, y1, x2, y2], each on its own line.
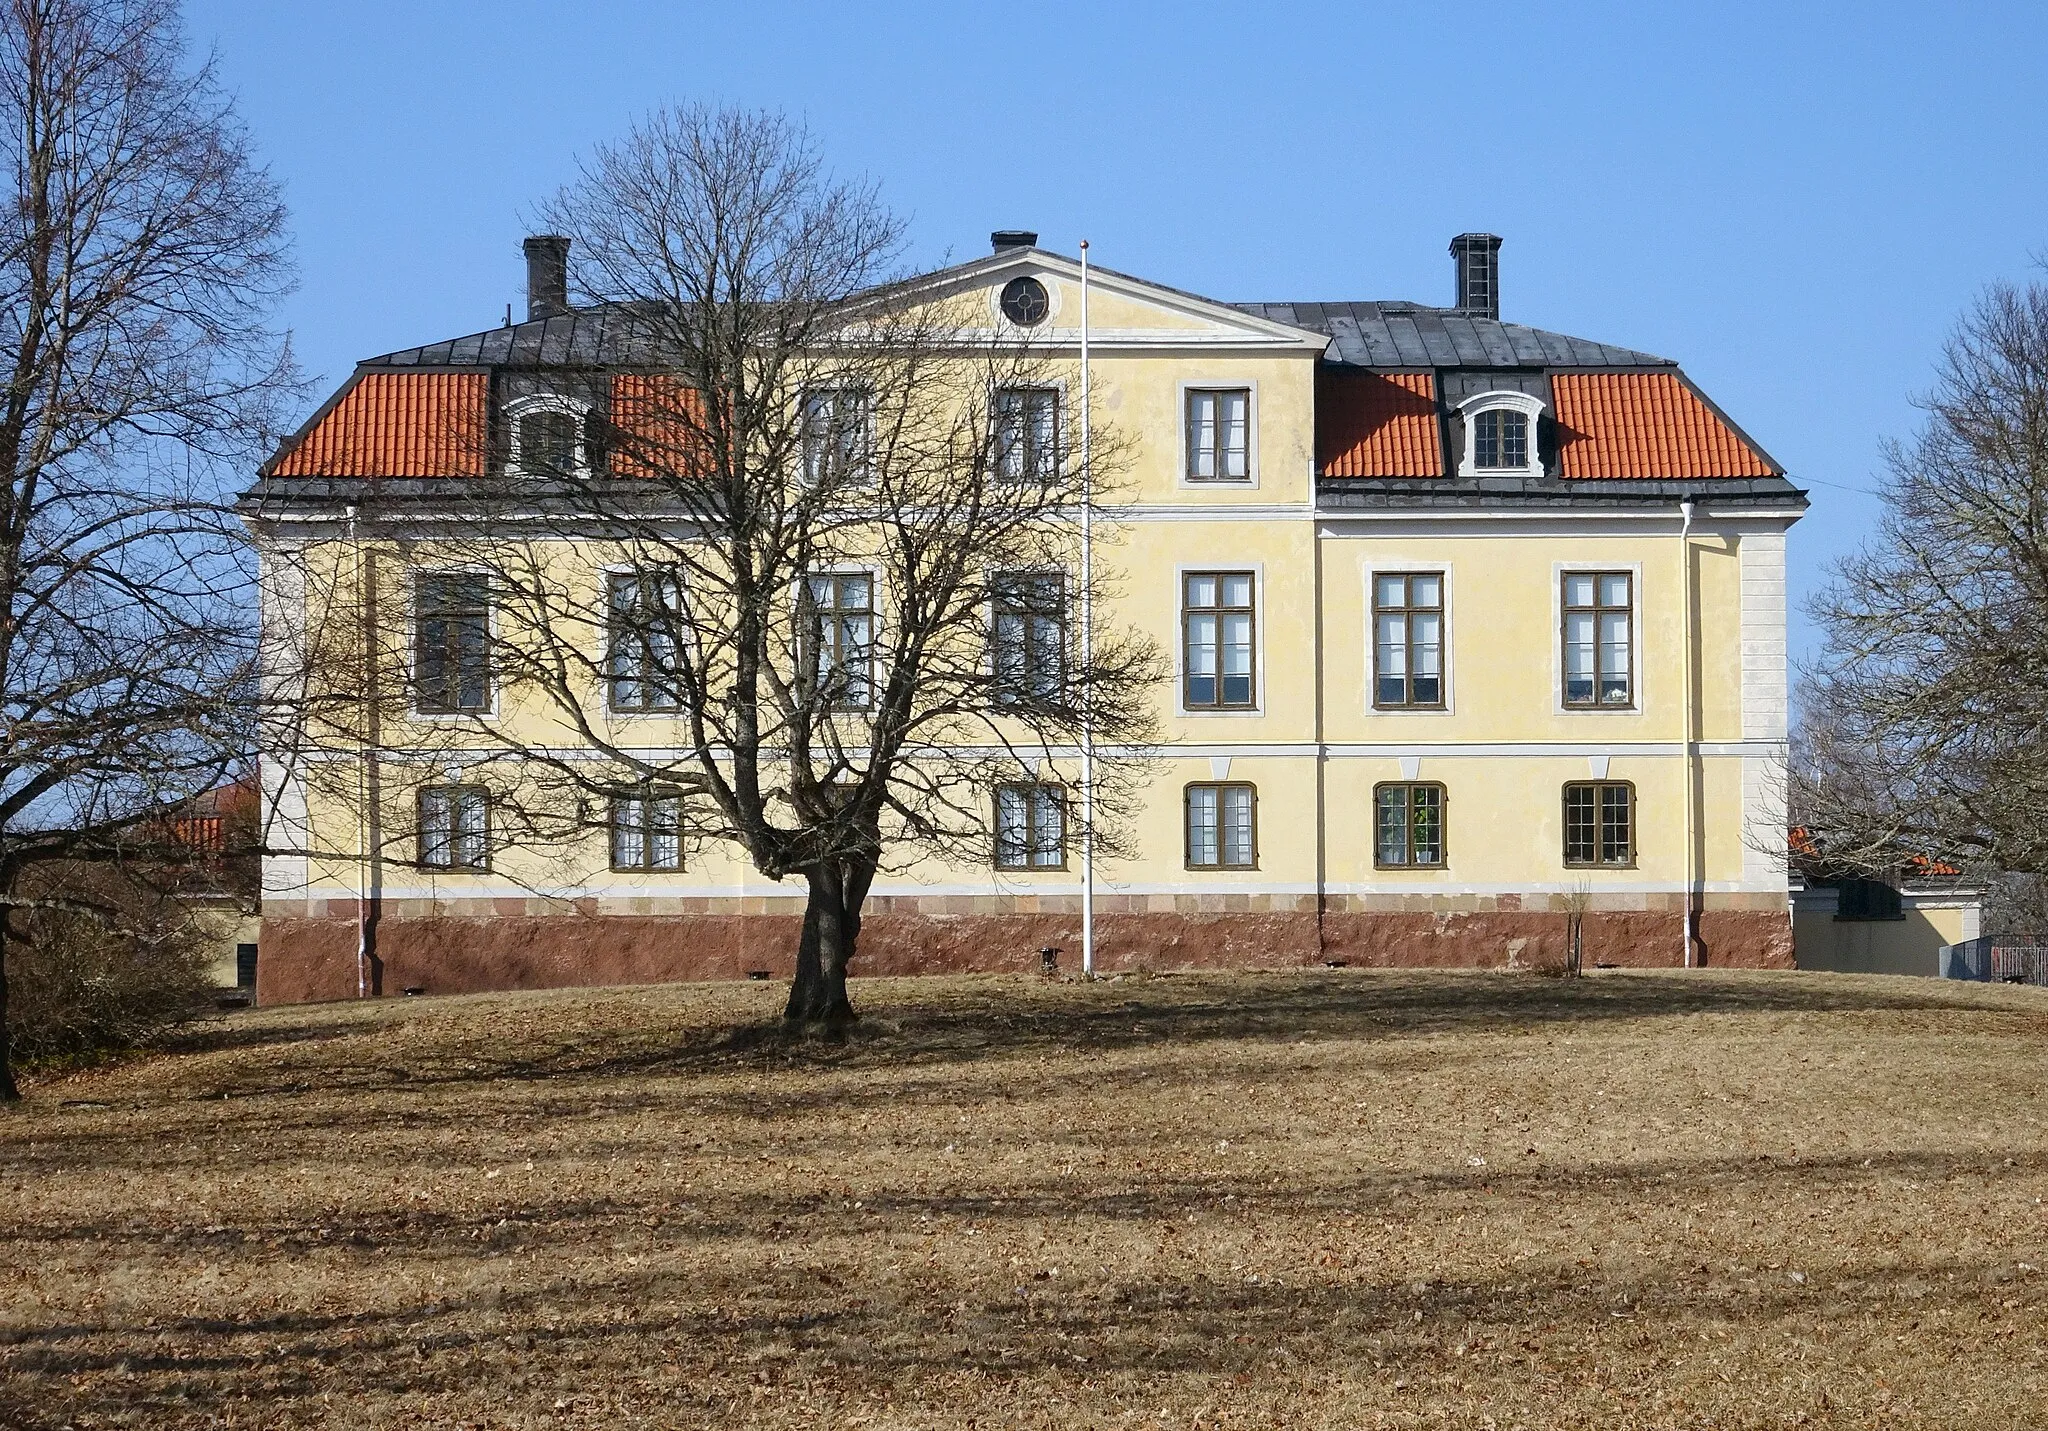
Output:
[1231, 301, 1673, 370]
[364, 304, 667, 369]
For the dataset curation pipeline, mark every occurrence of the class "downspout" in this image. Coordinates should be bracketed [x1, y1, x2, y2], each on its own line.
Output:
[349, 505, 370, 998]
[1679, 495, 1696, 968]
[1079, 240, 1096, 979]
[1313, 477, 1327, 963]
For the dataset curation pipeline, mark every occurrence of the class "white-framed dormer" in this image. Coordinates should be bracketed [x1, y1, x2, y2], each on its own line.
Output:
[1454, 389, 1545, 478]
[505, 392, 595, 479]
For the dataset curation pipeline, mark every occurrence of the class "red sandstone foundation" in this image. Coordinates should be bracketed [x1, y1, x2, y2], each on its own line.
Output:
[254, 900, 1794, 1006]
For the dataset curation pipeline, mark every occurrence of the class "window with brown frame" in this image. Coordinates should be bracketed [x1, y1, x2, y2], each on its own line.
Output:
[994, 783, 1066, 870]
[610, 786, 683, 872]
[417, 784, 489, 870]
[1182, 570, 1256, 709]
[1185, 782, 1256, 869]
[607, 570, 685, 712]
[1562, 571, 1633, 707]
[800, 572, 875, 710]
[414, 573, 491, 714]
[1374, 782, 1445, 867]
[1373, 572, 1444, 708]
[991, 571, 1065, 704]
[1184, 387, 1250, 481]
[993, 386, 1059, 482]
[1563, 781, 1634, 866]
[1472, 408, 1528, 469]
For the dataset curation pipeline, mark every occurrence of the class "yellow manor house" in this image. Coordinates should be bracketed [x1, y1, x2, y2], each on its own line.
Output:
[245, 232, 1807, 1003]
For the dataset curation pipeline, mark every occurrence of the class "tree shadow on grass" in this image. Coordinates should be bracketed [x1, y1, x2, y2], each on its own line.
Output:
[15, 968, 2042, 1119]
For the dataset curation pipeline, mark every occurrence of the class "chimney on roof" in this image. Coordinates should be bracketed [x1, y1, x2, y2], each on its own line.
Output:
[1450, 233, 1502, 320]
[991, 229, 1038, 253]
[523, 234, 570, 321]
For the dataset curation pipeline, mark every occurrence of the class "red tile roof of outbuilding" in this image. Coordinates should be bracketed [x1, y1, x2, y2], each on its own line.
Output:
[1552, 372, 1775, 480]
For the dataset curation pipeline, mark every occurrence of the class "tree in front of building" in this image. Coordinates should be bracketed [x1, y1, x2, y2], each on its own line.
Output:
[0, 0, 295, 1098]
[296, 106, 1161, 1026]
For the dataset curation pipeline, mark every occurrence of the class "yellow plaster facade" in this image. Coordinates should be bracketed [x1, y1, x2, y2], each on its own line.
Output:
[253, 243, 1804, 999]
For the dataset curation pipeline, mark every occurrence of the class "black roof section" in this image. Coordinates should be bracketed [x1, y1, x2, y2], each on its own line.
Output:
[1231, 301, 1673, 370]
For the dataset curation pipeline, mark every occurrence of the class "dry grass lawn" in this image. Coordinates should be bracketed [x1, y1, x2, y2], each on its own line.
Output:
[3, 967, 2047, 1429]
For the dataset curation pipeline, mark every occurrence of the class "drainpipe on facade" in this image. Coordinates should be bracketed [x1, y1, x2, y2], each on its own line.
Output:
[349, 505, 371, 998]
[1078, 241, 1096, 979]
[1679, 495, 1696, 969]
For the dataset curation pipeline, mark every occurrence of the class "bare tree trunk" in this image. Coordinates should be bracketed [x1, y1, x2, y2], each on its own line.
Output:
[0, 908, 19, 1102]
[784, 859, 870, 1025]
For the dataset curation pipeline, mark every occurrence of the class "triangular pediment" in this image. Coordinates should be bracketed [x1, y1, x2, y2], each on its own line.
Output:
[876, 247, 1332, 354]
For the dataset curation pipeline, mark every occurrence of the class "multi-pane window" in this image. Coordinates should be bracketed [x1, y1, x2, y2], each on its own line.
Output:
[414, 573, 491, 714]
[418, 785, 489, 870]
[1562, 572, 1633, 707]
[607, 570, 684, 712]
[804, 572, 875, 709]
[517, 408, 581, 475]
[1473, 408, 1528, 469]
[994, 387, 1059, 482]
[1184, 387, 1250, 481]
[1182, 571, 1255, 709]
[1563, 781, 1634, 866]
[800, 388, 870, 485]
[991, 572, 1065, 704]
[995, 783, 1066, 869]
[1185, 783, 1256, 869]
[610, 787, 683, 872]
[1373, 572, 1444, 708]
[1375, 783, 1445, 867]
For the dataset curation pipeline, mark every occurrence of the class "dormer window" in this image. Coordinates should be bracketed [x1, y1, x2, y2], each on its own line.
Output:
[1455, 390, 1545, 477]
[506, 395, 593, 478]
[1473, 409, 1526, 469]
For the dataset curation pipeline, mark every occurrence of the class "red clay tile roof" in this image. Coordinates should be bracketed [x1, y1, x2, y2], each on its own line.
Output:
[1318, 371, 1441, 477]
[267, 372, 487, 477]
[1552, 372, 1775, 480]
[608, 374, 703, 477]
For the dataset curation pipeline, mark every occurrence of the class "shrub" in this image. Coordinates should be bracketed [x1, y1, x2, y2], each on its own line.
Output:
[8, 904, 215, 1066]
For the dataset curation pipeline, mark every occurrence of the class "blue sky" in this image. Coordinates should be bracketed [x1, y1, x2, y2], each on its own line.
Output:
[186, 1, 2048, 661]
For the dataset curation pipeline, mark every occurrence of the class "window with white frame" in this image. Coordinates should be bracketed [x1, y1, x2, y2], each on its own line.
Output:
[803, 572, 875, 709]
[1186, 783, 1256, 869]
[1184, 387, 1250, 482]
[995, 783, 1065, 869]
[610, 787, 683, 871]
[993, 386, 1058, 482]
[1455, 391, 1544, 477]
[1562, 571, 1633, 707]
[418, 784, 489, 870]
[607, 570, 685, 712]
[991, 571, 1065, 704]
[800, 388, 871, 485]
[508, 396, 591, 477]
[1373, 572, 1444, 708]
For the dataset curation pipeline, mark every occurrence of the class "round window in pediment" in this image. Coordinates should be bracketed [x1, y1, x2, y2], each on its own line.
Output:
[999, 276, 1050, 327]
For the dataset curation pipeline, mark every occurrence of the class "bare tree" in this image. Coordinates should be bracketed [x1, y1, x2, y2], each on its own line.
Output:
[0, 0, 294, 1098]
[272, 106, 1161, 1027]
[1799, 279, 2048, 883]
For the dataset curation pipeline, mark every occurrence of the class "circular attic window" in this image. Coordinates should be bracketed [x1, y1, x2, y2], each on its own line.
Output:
[999, 276, 1050, 327]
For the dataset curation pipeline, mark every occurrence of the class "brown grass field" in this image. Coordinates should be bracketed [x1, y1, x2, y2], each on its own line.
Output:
[3, 967, 2047, 1429]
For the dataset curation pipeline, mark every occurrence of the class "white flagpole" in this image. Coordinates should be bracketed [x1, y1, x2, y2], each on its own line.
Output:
[1079, 239, 1096, 979]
